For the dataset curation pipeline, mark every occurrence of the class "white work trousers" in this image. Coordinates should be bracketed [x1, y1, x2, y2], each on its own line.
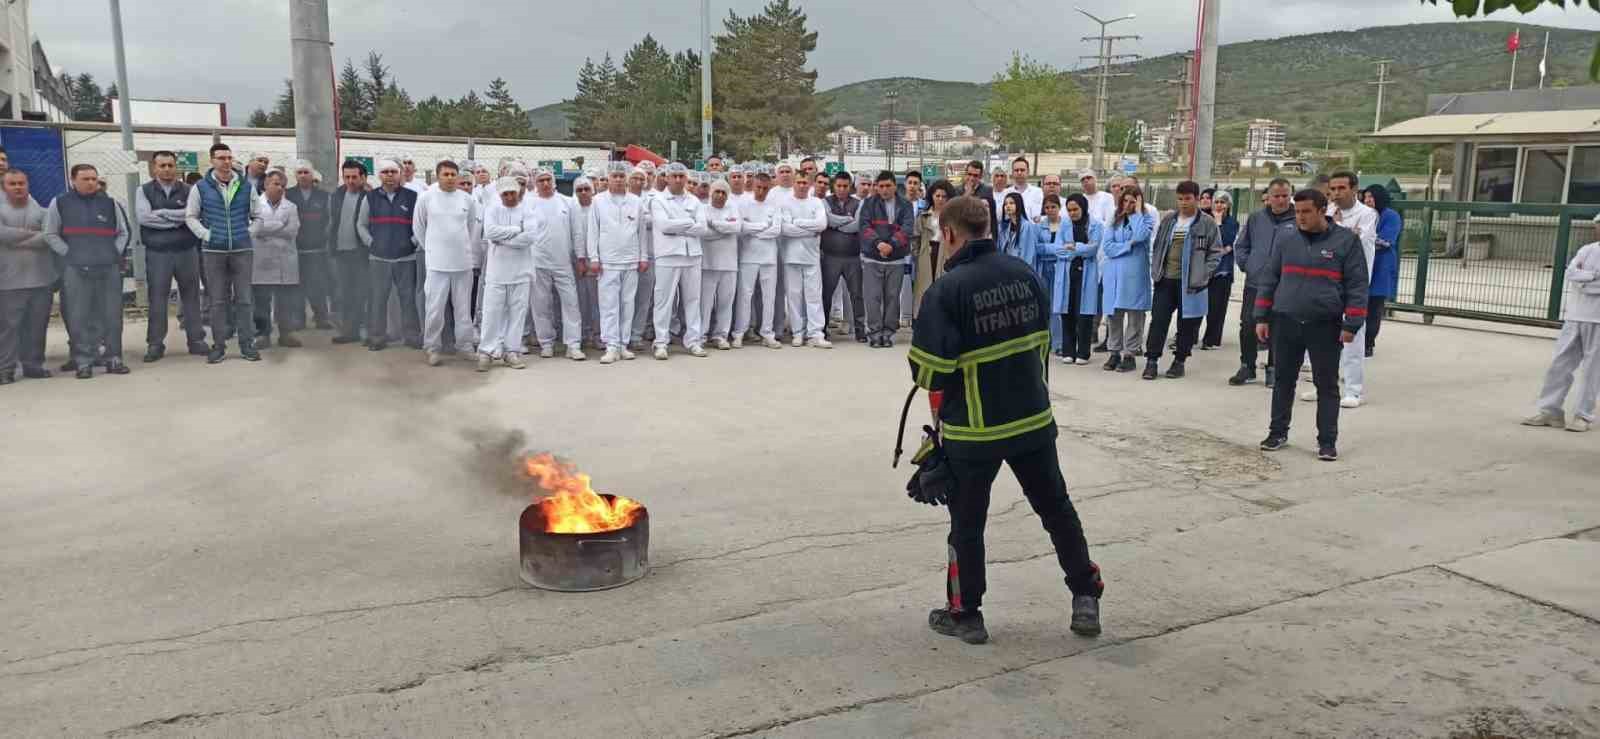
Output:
[424, 269, 477, 353]
[735, 263, 778, 341]
[700, 269, 737, 342]
[784, 263, 825, 341]
[1535, 320, 1600, 422]
[478, 280, 530, 357]
[531, 265, 582, 352]
[598, 266, 640, 351]
[653, 263, 703, 349]
[1340, 325, 1367, 400]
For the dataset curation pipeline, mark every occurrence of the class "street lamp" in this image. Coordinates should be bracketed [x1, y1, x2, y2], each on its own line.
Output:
[1076, 8, 1138, 174]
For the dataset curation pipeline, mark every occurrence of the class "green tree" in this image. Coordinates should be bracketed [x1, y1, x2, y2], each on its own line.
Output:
[983, 53, 1084, 159]
[337, 59, 371, 131]
[371, 87, 416, 134]
[713, 0, 828, 159]
[265, 78, 295, 128]
[247, 108, 271, 128]
[617, 35, 693, 154]
[483, 78, 529, 138]
[363, 52, 391, 119]
[1422, 0, 1600, 78]
[71, 72, 109, 122]
[1355, 142, 1432, 173]
[568, 54, 622, 142]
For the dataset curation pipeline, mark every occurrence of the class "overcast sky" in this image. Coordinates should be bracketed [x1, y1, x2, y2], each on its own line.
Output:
[33, 0, 1600, 121]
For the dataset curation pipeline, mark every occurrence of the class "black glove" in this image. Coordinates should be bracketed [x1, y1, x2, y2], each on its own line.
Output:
[905, 426, 955, 506]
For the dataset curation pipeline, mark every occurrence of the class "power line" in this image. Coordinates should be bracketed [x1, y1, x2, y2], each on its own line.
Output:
[1370, 59, 1394, 134]
[1077, 9, 1140, 172]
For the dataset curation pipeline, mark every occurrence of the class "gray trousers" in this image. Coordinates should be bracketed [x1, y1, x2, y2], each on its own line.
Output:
[1535, 320, 1600, 422]
[822, 254, 864, 338]
[145, 248, 206, 348]
[202, 251, 255, 349]
[299, 251, 334, 325]
[333, 250, 368, 340]
[630, 262, 654, 344]
[369, 259, 420, 344]
[1105, 308, 1147, 356]
[253, 284, 302, 338]
[861, 259, 905, 337]
[0, 286, 51, 373]
[63, 264, 124, 365]
[575, 258, 600, 345]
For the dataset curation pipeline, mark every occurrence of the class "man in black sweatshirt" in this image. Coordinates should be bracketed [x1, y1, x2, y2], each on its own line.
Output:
[1253, 188, 1369, 462]
[1229, 178, 1296, 387]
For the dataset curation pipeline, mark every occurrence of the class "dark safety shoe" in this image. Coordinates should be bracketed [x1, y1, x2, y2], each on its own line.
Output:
[104, 358, 130, 375]
[1070, 595, 1102, 637]
[1118, 355, 1136, 373]
[187, 341, 210, 356]
[21, 366, 51, 379]
[1259, 435, 1288, 452]
[1318, 445, 1339, 462]
[278, 334, 303, 348]
[0, 371, 14, 385]
[1365, 347, 1374, 359]
[367, 340, 388, 352]
[75, 365, 93, 380]
[332, 334, 361, 345]
[1102, 355, 1120, 371]
[1228, 365, 1256, 386]
[1263, 366, 1276, 389]
[928, 609, 989, 645]
[59, 359, 78, 372]
[1093, 342, 1108, 353]
[240, 346, 262, 362]
[143, 345, 165, 363]
[207, 347, 226, 364]
[1141, 360, 1158, 380]
[1164, 360, 1186, 379]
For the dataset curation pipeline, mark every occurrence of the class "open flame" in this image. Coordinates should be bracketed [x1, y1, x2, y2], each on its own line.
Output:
[522, 453, 644, 534]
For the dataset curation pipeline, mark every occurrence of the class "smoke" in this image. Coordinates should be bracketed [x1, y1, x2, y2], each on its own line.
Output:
[460, 426, 536, 500]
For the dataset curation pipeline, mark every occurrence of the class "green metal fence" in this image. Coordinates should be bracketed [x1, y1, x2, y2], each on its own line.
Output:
[1388, 201, 1599, 327]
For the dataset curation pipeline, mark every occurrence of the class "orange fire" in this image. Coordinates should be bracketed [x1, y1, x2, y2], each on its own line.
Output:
[521, 453, 644, 534]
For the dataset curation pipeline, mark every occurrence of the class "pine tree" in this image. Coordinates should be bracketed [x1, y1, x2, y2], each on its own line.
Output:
[337, 59, 370, 131]
[72, 72, 108, 122]
[266, 78, 295, 128]
[363, 51, 391, 122]
[568, 55, 620, 142]
[247, 108, 272, 128]
[371, 87, 415, 134]
[485, 77, 532, 138]
[713, 0, 828, 159]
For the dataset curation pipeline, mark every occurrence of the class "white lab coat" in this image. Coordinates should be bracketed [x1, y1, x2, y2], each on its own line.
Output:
[649, 191, 704, 266]
[586, 191, 645, 267]
[415, 188, 479, 273]
[482, 200, 541, 285]
[779, 195, 828, 266]
[698, 202, 742, 272]
[525, 193, 581, 271]
[737, 196, 783, 265]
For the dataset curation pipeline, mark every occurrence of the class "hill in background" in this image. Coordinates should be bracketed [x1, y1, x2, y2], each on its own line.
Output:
[818, 21, 1594, 155]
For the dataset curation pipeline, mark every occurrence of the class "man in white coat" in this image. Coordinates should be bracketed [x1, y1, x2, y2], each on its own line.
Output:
[589, 162, 648, 364]
[414, 160, 480, 365]
[1080, 170, 1117, 227]
[735, 171, 784, 349]
[524, 168, 587, 361]
[478, 177, 541, 371]
[571, 175, 601, 350]
[699, 179, 742, 350]
[648, 162, 708, 359]
[779, 175, 832, 348]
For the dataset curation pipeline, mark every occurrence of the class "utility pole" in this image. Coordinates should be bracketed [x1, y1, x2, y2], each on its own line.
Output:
[883, 89, 899, 174]
[1369, 59, 1393, 134]
[1163, 53, 1192, 172]
[108, 0, 144, 300]
[1191, 0, 1219, 183]
[700, 0, 713, 158]
[1077, 8, 1140, 175]
[290, 0, 338, 188]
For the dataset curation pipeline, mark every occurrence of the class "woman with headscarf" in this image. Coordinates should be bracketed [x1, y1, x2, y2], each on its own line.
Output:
[995, 191, 1033, 262]
[910, 179, 957, 317]
[1362, 185, 1402, 357]
[1200, 191, 1240, 350]
[1052, 193, 1105, 364]
[1030, 193, 1070, 356]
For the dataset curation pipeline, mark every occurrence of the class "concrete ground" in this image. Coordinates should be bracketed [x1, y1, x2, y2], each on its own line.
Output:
[2, 311, 1597, 739]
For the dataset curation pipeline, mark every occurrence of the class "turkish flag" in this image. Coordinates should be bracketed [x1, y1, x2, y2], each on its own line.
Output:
[1507, 29, 1521, 53]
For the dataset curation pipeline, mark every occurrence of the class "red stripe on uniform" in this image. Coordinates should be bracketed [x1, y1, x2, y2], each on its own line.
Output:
[1346, 307, 1368, 318]
[1283, 264, 1343, 280]
[62, 227, 118, 236]
[370, 216, 411, 225]
[1255, 298, 1273, 308]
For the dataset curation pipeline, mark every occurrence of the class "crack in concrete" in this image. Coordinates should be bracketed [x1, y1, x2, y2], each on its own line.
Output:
[1432, 563, 1600, 627]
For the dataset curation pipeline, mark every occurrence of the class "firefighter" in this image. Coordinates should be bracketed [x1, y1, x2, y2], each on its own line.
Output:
[907, 195, 1103, 645]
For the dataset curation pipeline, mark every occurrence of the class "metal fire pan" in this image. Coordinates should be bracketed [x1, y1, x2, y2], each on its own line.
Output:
[518, 498, 650, 592]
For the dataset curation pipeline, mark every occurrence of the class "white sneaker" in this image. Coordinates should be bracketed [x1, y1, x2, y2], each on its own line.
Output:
[540, 346, 555, 359]
[807, 337, 833, 349]
[654, 346, 669, 360]
[1567, 417, 1592, 433]
[1522, 410, 1565, 428]
[731, 336, 744, 349]
[689, 344, 708, 357]
[621, 347, 637, 360]
[504, 353, 527, 370]
[566, 347, 586, 361]
[763, 337, 783, 349]
[1340, 396, 1362, 409]
[1059, 355, 1074, 364]
[1300, 389, 1317, 402]
[713, 337, 731, 350]
[476, 353, 494, 372]
[600, 349, 618, 365]
[791, 336, 804, 348]
[1076, 358, 1090, 365]
[425, 351, 442, 367]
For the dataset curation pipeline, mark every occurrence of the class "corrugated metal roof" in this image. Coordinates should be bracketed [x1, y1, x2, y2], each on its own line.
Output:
[1367, 109, 1600, 143]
